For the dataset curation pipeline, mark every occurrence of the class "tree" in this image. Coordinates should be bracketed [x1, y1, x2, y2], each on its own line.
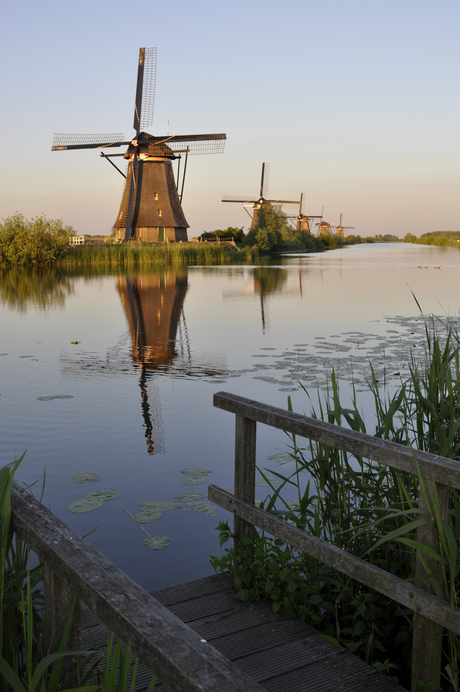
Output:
[0, 214, 75, 266]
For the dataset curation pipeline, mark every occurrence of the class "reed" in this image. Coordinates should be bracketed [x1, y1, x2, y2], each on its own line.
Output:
[58, 243, 258, 267]
[213, 315, 460, 689]
[0, 457, 156, 691]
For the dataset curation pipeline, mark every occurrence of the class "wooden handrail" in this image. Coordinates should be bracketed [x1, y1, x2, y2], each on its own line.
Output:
[211, 391, 459, 692]
[11, 484, 264, 692]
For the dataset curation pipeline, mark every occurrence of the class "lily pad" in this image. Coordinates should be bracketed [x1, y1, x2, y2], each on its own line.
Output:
[139, 501, 182, 512]
[181, 475, 207, 486]
[267, 452, 293, 466]
[134, 510, 162, 524]
[68, 497, 103, 513]
[37, 394, 74, 401]
[144, 535, 171, 550]
[174, 493, 204, 502]
[180, 468, 212, 476]
[71, 472, 101, 484]
[187, 501, 218, 516]
[255, 476, 284, 488]
[86, 488, 120, 502]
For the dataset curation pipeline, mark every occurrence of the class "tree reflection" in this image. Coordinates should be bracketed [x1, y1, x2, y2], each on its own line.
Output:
[0, 268, 74, 312]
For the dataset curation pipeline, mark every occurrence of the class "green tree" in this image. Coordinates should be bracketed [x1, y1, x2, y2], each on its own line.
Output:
[0, 214, 75, 266]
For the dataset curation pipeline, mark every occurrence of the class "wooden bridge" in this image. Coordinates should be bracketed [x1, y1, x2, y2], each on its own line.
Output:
[11, 391, 460, 692]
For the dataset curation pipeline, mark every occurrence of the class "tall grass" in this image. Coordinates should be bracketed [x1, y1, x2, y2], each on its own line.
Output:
[59, 243, 258, 267]
[0, 457, 156, 691]
[212, 315, 460, 690]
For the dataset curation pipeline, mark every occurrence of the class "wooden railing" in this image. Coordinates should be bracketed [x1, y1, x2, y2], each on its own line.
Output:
[209, 391, 460, 692]
[10, 485, 264, 692]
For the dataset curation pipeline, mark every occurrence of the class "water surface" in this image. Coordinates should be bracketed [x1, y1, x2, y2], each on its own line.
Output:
[1, 243, 459, 589]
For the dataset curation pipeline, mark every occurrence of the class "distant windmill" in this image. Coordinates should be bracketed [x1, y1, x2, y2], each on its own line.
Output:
[222, 163, 300, 229]
[335, 213, 355, 238]
[287, 193, 323, 233]
[52, 47, 226, 243]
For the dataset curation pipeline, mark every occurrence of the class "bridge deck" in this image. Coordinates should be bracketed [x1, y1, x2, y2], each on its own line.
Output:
[82, 572, 406, 692]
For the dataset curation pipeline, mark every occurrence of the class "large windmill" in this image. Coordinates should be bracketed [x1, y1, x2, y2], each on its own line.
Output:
[287, 193, 323, 233]
[52, 48, 226, 243]
[222, 163, 300, 229]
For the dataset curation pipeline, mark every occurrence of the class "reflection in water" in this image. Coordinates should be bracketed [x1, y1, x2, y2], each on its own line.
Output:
[61, 268, 226, 455]
[0, 268, 74, 312]
[253, 268, 288, 333]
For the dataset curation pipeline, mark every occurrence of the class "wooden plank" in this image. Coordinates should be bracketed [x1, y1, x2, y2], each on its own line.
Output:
[213, 392, 460, 489]
[11, 484, 265, 692]
[209, 485, 460, 635]
[234, 414, 257, 589]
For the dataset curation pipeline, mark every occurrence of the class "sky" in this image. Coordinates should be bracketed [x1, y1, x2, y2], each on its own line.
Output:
[2, 0, 460, 238]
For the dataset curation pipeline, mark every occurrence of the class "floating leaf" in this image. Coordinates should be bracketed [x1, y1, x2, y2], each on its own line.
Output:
[139, 501, 182, 512]
[134, 510, 162, 524]
[86, 488, 120, 502]
[187, 501, 218, 516]
[144, 535, 171, 550]
[71, 472, 101, 484]
[37, 394, 73, 401]
[174, 493, 204, 502]
[255, 476, 283, 487]
[267, 452, 293, 466]
[181, 475, 207, 486]
[68, 497, 103, 513]
[180, 468, 212, 476]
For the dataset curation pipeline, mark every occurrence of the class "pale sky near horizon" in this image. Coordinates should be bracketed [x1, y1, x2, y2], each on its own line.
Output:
[2, 0, 460, 238]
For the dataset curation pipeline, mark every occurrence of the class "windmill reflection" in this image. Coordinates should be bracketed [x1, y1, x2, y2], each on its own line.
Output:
[61, 268, 226, 456]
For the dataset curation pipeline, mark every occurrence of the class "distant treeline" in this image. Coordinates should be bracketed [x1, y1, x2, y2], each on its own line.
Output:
[404, 230, 460, 247]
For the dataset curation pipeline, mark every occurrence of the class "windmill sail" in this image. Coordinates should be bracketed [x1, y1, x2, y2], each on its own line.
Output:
[51, 47, 226, 242]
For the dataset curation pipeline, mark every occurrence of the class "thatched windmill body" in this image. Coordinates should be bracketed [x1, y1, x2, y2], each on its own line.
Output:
[52, 48, 226, 242]
[335, 213, 355, 238]
[286, 193, 322, 234]
[222, 163, 300, 229]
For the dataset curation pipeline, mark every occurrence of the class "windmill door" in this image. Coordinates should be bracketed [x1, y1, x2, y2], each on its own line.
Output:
[159, 227, 165, 242]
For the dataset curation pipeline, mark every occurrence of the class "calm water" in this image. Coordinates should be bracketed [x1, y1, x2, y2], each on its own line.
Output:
[1, 242, 460, 590]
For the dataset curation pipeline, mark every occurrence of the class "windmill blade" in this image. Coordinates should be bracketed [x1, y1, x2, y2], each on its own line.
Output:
[260, 162, 270, 198]
[222, 195, 257, 203]
[299, 193, 304, 215]
[52, 133, 127, 151]
[266, 199, 301, 205]
[133, 47, 157, 133]
[147, 133, 226, 155]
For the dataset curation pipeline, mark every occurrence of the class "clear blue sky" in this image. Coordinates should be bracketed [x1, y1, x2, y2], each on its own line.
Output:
[2, 0, 460, 238]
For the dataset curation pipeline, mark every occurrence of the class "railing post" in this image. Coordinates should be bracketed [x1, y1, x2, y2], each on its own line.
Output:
[44, 563, 82, 665]
[411, 481, 449, 692]
[233, 414, 257, 590]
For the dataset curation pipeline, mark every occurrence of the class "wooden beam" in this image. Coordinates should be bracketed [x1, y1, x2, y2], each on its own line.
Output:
[208, 485, 460, 635]
[11, 485, 265, 692]
[213, 392, 460, 490]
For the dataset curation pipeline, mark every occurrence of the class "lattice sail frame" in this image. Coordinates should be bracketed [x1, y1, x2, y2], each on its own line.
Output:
[139, 47, 157, 131]
[52, 133, 125, 148]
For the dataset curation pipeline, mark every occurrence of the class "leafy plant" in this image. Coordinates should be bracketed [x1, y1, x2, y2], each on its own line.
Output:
[212, 316, 460, 690]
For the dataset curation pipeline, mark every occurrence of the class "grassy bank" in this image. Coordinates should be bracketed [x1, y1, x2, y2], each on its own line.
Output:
[58, 243, 258, 267]
[212, 315, 460, 690]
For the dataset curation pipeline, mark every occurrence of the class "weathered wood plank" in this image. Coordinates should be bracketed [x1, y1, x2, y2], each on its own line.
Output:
[209, 485, 460, 635]
[234, 413, 257, 589]
[213, 391, 460, 489]
[11, 484, 265, 692]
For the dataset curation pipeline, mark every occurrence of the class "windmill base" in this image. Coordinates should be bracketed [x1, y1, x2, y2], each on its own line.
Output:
[116, 227, 188, 243]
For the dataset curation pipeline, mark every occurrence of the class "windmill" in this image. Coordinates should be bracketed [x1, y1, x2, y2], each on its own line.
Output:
[335, 213, 355, 238]
[286, 193, 323, 234]
[222, 163, 300, 229]
[52, 47, 226, 243]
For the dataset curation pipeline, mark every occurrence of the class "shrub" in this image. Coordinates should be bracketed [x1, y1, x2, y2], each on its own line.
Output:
[0, 214, 75, 267]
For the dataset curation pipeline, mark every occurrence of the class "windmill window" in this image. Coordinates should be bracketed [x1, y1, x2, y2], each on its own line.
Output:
[158, 209, 162, 217]
[154, 192, 159, 201]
